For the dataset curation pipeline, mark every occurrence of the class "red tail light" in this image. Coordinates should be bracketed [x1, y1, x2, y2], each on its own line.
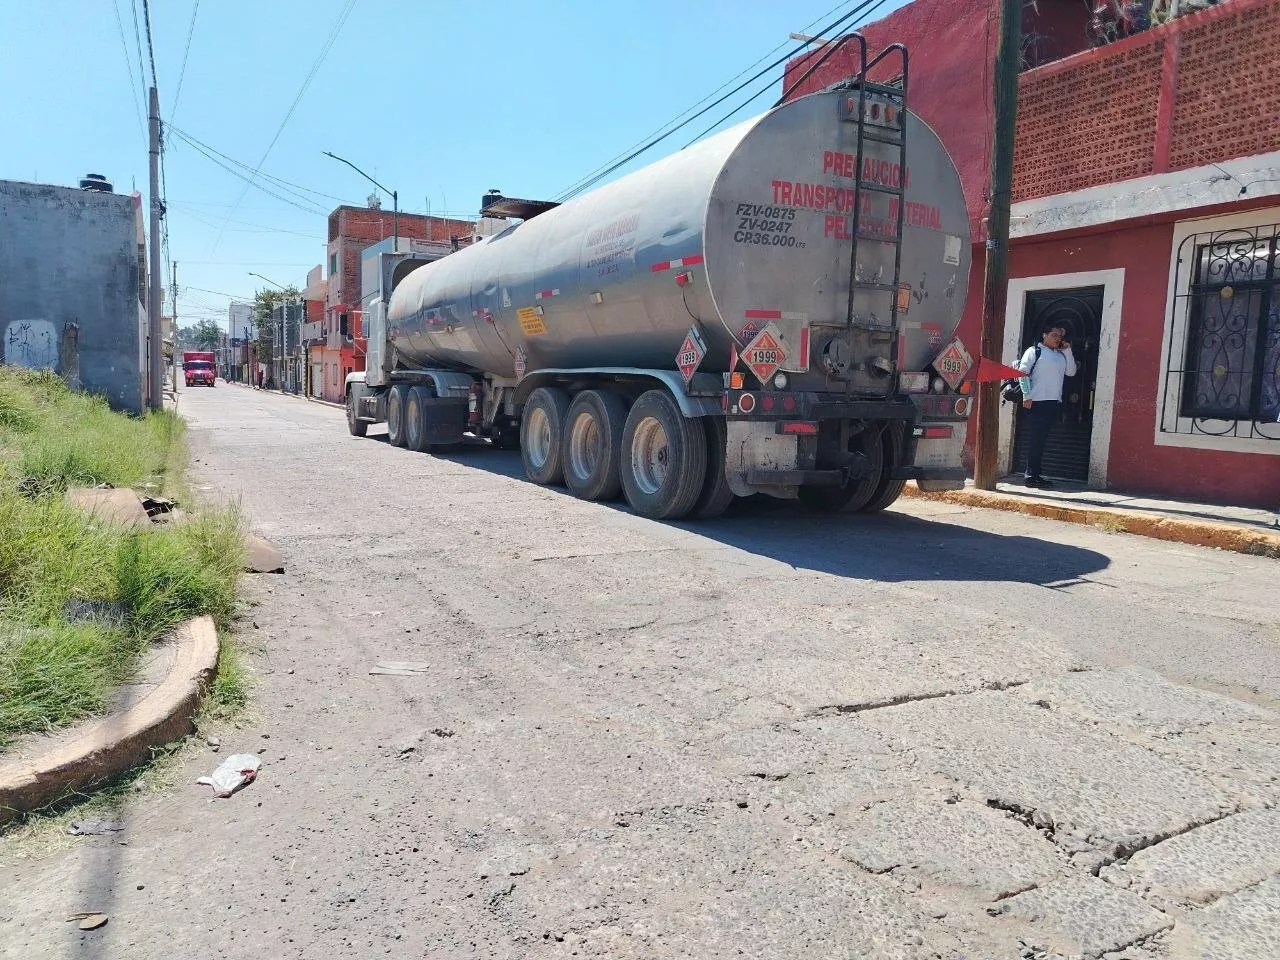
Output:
[781, 421, 818, 435]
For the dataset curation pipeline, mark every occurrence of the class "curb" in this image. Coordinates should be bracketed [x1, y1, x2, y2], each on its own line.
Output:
[0, 616, 220, 823]
[903, 484, 1280, 559]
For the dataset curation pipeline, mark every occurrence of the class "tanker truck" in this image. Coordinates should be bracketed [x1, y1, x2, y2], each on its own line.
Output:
[345, 43, 975, 521]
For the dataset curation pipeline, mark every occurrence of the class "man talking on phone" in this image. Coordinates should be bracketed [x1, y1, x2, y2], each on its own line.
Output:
[1017, 322, 1077, 488]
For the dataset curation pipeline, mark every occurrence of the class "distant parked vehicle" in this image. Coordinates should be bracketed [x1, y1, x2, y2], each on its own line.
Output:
[183, 351, 217, 388]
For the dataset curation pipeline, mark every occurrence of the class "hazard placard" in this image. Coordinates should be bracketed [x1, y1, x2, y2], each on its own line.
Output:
[741, 325, 787, 385]
[932, 337, 973, 390]
[676, 323, 708, 384]
[517, 307, 546, 336]
[513, 347, 527, 380]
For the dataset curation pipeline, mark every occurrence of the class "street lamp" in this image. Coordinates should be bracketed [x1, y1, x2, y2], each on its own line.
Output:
[323, 150, 398, 251]
[248, 271, 286, 290]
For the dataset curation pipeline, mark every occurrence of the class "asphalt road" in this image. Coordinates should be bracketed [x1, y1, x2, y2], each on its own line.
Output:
[4, 384, 1279, 960]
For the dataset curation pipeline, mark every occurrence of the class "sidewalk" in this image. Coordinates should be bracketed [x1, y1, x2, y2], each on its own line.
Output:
[223, 380, 344, 408]
[905, 478, 1280, 558]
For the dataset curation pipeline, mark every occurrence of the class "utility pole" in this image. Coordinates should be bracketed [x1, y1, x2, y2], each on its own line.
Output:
[973, 0, 1022, 489]
[148, 86, 163, 411]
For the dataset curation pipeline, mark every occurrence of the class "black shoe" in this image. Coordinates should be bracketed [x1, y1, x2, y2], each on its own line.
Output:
[1025, 476, 1053, 488]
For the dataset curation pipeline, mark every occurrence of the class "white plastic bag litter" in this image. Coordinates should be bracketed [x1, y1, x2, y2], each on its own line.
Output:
[196, 753, 261, 797]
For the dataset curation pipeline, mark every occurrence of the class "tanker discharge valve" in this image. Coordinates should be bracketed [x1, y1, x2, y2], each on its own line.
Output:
[821, 338, 852, 377]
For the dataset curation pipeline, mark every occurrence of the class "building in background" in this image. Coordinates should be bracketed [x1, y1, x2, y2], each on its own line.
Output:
[301, 266, 326, 398]
[268, 298, 305, 394]
[227, 301, 253, 383]
[785, 0, 1280, 506]
[0, 177, 148, 412]
[319, 203, 474, 403]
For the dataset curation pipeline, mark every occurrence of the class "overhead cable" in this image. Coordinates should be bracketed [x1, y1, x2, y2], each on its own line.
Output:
[555, 0, 875, 201]
[684, 0, 892, 148]
[171, 0, 200, 119]
[140, 0, 159, 88]
[170, 125, 350, 204]
[553, 0, 856, 201]
[211, 0, 359, 249]
[111, 0, 146, 142]
[170, 128, 330, 215]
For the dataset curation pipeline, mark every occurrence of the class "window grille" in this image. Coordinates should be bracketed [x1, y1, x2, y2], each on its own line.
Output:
[1162, 223, 1280, 440]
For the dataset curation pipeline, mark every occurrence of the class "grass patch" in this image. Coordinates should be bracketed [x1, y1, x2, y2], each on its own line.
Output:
[0, 367, 246, 750]
[0, 366, 184, 494]
[205, 629, 253, 721]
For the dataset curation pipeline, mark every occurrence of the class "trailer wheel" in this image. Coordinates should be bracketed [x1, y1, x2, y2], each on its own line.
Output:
[798, 425, 885, 513]
[620, 390, 707, 520]
[345, 389, 367, 437]
[859, 422, 908, 513]
[562, 390, 627, 501]
[386, 384, 410, 448]
[689, 415, 735, 520]
[404, 386, 434, 453]
[521, 387, 571, 485]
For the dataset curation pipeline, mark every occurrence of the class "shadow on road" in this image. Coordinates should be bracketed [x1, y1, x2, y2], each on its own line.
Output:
[430, 446, 1111, 587]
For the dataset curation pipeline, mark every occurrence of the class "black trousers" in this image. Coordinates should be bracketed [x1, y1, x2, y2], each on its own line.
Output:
[1023, 400, 1060, 479]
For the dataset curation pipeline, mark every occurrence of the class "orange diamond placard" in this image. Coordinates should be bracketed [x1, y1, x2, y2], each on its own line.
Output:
[741, 326, 787, 384]
[676, 323, 708, 384]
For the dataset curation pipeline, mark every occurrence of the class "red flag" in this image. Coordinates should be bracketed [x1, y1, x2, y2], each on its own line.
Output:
[973, 357, 1027, 383]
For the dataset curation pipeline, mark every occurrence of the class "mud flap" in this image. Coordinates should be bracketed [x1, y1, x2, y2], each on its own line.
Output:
[911, 429, 967, 490]
[421, 397, 468, 445]
[724, 421, 799, 499]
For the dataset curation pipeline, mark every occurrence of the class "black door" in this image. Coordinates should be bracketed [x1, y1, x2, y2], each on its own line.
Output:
[1011, 285, 1103, 483]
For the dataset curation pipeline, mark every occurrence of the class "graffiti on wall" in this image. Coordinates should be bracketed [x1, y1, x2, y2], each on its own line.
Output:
[4, 319, 58, 370]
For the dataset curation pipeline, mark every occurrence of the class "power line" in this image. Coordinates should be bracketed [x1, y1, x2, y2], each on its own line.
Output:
[169, 128, 331, 215]
[169, 204, 323, 240]
[171, 0, 200, 119]
[185, 284, 256, 299]
[211, 0, 359, 250]
[140, 0, 159, 88]
[170, 125, 350, 204]
[111, 0, 146, 143]
[554, 0, 875, 202]
[683, 0, 893, 147]
[129, 1, 149, 93]
[554, 0, 856, 201]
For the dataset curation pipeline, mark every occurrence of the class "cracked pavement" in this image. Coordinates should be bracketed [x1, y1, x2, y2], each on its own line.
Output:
[2, 386, 1278, 959]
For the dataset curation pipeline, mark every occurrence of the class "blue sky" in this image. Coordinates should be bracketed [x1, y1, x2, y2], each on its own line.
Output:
[2, 1, 905, 329]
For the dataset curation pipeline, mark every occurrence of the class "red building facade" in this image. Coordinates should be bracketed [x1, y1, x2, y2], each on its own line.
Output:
[786, 0, 1280, 506]
[314, 205, 474, 403]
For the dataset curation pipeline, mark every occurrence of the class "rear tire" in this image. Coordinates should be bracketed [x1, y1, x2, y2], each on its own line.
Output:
[798, 425, 885, 513]
[404, 385, 433, 453]
[520, 387, 571, 485]
[346, 389, 368, 437]
[561, 390, 627, 501]
[859, 423, 908, 513]
[620, 390, 707, 520]
[386, 383, 410, 448]
[690, 415, 735, 520]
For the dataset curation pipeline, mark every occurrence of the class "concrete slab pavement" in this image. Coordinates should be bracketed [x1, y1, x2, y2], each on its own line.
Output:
[5, 385, 1278, 960]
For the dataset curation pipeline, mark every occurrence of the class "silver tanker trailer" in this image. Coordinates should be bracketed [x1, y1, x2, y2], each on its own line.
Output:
[345, 47, 975, 521]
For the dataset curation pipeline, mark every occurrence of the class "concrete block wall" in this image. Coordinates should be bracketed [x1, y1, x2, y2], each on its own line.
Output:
[1014, 0, 1280, 203]
[0, 180, 144, 413]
